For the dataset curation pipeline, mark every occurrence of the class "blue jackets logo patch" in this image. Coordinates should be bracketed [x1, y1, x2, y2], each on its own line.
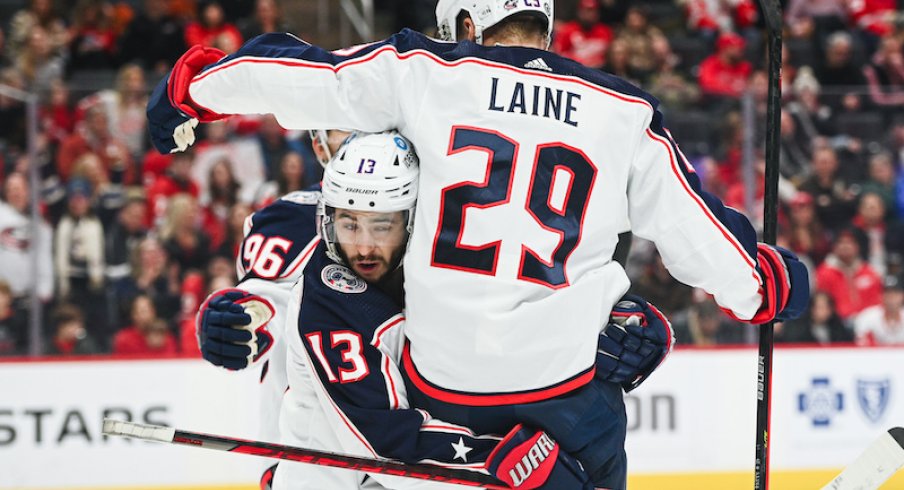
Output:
[856, 378, 890, 424]
[322, 264, 367, 293]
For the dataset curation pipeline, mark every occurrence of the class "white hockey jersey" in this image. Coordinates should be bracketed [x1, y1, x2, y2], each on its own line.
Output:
[185, 30, 764, 401]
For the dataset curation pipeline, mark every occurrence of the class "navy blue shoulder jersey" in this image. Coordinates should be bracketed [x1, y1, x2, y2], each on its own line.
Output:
[288, 243, 501, 469]
[238, 185, 321, 282]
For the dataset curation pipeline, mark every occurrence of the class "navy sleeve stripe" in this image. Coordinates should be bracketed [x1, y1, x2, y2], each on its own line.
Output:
[644, 126, 760, 276]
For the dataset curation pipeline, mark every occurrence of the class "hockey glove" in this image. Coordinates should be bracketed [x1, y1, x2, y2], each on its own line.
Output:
[147, 45, 226, 153]
[596, 295, 674, 392]
[487, 425, 593, 490]
[196, 289, 274, 370]
[748, 243, 809, 324]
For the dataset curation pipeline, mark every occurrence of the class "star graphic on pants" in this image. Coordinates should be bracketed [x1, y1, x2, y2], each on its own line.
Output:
[451, 437, 473, 462]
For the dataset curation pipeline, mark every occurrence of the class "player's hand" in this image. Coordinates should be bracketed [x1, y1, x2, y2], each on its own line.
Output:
[147, 45, 225, 154]
[596, 295, 674, 392]
[750, 243, 809, 324]
[196, 289, 274, 370]
[486, 425, 592, 489]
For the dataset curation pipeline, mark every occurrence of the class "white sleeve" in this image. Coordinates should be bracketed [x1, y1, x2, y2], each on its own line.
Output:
[187, 33, 407, 133]
[628, 108, 763, 320]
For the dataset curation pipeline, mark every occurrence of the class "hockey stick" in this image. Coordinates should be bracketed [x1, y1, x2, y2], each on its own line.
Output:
[821, 427, 904, 490]
[753, 1, 783, 489]
[102, 419, 508, 489]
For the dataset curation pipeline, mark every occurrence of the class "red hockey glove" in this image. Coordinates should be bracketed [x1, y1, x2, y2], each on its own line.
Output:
[486, 425, 593, 489]
[748, 243, 809, 324]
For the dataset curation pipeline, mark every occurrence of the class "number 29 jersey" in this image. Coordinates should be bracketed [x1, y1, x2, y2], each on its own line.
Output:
[187, 30, 764, 400]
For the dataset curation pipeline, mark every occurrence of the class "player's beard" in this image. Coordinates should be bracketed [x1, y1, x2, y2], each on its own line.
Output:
[338, 245, 405, 284]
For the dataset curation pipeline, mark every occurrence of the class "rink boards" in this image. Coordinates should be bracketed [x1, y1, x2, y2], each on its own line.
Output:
[1, 347, 903, 489]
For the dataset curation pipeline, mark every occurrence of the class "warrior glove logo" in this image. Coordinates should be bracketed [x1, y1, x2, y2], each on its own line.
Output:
[510, 433, 557, 487]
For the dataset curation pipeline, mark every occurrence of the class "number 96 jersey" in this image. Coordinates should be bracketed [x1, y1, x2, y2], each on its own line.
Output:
[235, 188, 321, 445]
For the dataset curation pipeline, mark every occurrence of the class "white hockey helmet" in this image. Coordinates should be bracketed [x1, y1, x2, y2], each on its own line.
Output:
[318, 130, 419, 265]
[309, 129, 354, 168]
[435, 0, 554, 48]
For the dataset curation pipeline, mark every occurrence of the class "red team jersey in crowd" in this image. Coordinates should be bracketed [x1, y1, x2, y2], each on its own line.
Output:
[184, 30, 764, 402]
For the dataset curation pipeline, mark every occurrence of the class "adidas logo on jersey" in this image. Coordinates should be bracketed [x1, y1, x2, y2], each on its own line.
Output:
[524, 58, 552, 72]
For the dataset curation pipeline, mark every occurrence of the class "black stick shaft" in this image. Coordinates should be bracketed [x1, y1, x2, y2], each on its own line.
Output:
[755, 1, 783, 489]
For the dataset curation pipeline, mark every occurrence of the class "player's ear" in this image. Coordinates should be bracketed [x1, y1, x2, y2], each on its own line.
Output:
[461, 16, 478, 42]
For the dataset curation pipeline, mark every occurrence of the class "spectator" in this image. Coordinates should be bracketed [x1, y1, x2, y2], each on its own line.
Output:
[863, 34, 904, 111]
[815, 32, 867, 112]
[6, 0, 68, 62]
[70, 152, 126, 226]
[0, 281, 26, 355]
[14, 25, 65, 100]
[46, 304, 100, 355]
[116, 236, 180, 322]
[201, 158, 239, 248]
[785, 0, 847, 45]
[778, 290, 853, 344]
[647, 36, 700, 110]
[681, 0, 758, 42]
[255, 114, 306, 180]
[852, 191, 902, 276]
[798, 146, 858, 231]
[628, 251, 693, 320]
[237, 0, 292, 41]
[0, 69, 27, 150]
[614, 6, 666, 81]
[184, 1, 242, 50]
[779, 111, 814, 184]
[0, 173, 54, 304]
[601, 38, 641, 84]
[54, 179, 105, 301]
[105, 192, 148, 289]
[68, 0, 120, 71]
[552, 0, 613, 69]
[698, 32, 752, 100]
[191, 120, 265, 204]
[680, 293, 750, 346]
[854, 275, 904, 345]
[56, 103, 134, 184]
[785, 192, 832, 265]
[216, 202, 251, 258]
[161, 193, 211, 276]
[77, 64, 149, 159]
[786, 67, 836, 141]
[41, 78, 77, 147]
[848, 0, 897, 44]
[147, 150, 199, 227]
[860, 152, 899, 220]
[816, 227, 884, 320]
[118, 0, 186, 73]
[254, 151, 306, 208]
[112, 295, 177, 354]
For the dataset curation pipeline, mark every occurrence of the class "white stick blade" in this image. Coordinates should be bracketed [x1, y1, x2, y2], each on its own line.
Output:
[822, 428, 904, 490]
[102, 419, 176, 443]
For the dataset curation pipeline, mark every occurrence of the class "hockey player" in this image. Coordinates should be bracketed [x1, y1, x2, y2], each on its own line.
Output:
[196, 128, 351, 488]
[213, 130, 595, 489]
[150, 1, 809, 486]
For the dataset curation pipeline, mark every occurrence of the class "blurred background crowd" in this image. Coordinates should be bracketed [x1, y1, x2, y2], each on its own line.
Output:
[0, 0, 903, 358]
